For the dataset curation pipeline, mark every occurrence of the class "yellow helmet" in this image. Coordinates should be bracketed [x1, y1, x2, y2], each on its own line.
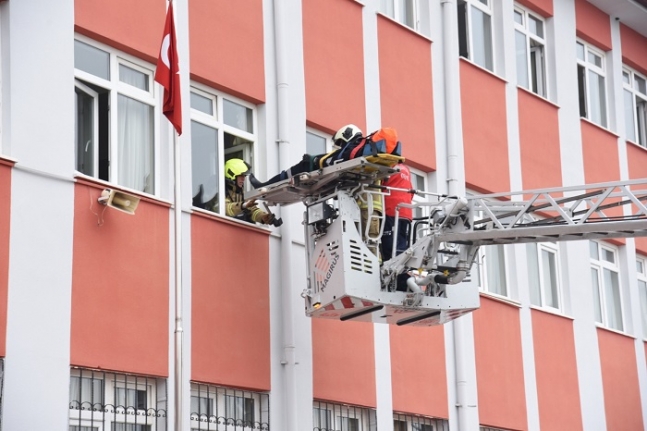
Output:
[224, 158, 251, 181]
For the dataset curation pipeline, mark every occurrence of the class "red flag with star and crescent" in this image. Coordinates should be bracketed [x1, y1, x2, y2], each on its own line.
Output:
[155, 2, 182, 135]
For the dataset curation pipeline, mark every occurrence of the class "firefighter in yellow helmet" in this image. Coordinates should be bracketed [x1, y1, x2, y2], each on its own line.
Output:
[224, 158, 277, 226]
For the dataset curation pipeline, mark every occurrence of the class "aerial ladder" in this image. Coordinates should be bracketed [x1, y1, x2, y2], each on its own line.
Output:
[249, 156, 647, 327]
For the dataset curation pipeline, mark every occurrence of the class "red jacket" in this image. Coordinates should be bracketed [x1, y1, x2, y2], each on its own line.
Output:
[383, 164, 413, 220]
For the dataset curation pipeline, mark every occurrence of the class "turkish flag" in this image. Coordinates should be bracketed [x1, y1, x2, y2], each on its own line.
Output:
[155, 2, 182, 135]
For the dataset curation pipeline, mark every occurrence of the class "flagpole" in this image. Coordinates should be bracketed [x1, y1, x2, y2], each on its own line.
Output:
[173, 127, 183, 431]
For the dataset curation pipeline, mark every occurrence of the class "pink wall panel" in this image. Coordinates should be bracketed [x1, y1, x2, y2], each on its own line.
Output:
[0, 161, 12, 357]
[581, 121, 620, 184]
[516, 0, 553, 17]
[531, 310, 583, 431]
[621, 24, 647, 75]
[189, 0, 265, 103]
[192, 215, 270, 390]
[71, 181, 169, 376]
[75, 0, 163, 63]
[473, 297, 527, 430]
[626, 144, 647, 254]
[303, 0, 366, 133]
[460, 61, 510, 194]
[574, 0, 611, 51]
[597, 329, 644, 431]
[377, 16, 435, 172]
[518, 89, 562, 190]
[312, 319, 376, 407]
[390, 325, 447, 418]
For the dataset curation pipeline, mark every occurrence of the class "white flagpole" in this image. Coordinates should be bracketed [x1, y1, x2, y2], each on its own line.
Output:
[173, 126, 183, 431]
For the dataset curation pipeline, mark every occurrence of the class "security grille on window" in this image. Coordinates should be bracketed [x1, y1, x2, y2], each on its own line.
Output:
[380, 0, 418, 30]
[527, 242, 561, 310]
[623, 67, 647, 148]
[190, 86, 257, 214]
[74, 38, 158, 195]
[514, 6, 547, 97]
[590, 241, 623, 331]
[577, 41, 608, 128]
[190, 382, 269, 430]
[393, 412, 449, 431]
[457, 0, 494, 72]
[68, 368, 166, 431]
[312, 401, 376, 431]
[637, 256, 647, 337]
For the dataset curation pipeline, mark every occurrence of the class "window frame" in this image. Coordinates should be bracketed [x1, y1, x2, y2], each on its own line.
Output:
[622, 66, 647, 148]
[73, 35, 161, 196]
[305, 128, 332, 155]
[513, 4, 547, 97]
[637, 255, 647, 338]
[381, 0, 419, 31]
[458, 0, 495, 72]
[576, 40, 608, 128]
[590, 241, 624, 331]
[189, 382, 269, 430]
[527, 241, 562, 311]
[189, 82, 258, 216]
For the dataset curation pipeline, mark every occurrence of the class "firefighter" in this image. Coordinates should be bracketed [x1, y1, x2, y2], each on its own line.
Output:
[224, 158, 275, 225]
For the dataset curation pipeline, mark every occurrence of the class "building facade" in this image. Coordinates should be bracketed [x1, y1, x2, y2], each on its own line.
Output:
[0, 0, 646, 430]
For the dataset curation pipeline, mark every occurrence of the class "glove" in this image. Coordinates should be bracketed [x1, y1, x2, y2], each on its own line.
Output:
[242, 199, 256, 210]
[261, 213, 275, 225]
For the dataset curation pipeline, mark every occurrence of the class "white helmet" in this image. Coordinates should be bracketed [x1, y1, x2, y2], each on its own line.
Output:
[333, 124, 363, 149]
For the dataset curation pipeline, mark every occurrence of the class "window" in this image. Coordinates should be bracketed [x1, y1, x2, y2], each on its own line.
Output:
[313, 401, 376, 431]
[306, 129, 330, 155]
[458, 0, 494, 72]
[590, 241, 623, 331]
[623, 67, 647, 147]
[514, 5, 547, 97]
[74, 38, 158, 194]
[393, 412, 447, 431]
[577, 41, 608, 128]
[380, 0, 418, 30]
[190, 85, 257, 213]
[190, 383, 269, 430]
[409, 168, 428, 221]
[638, 256, 647, 337]
[69, 368, 166, 431]
[527, 242, 561, 310]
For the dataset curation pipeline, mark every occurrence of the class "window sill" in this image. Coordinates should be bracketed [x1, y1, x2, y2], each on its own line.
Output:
[74, 174, 172, 208]
[595, 323, 636, 340]
[459, 57, 506, 85]
[516, 86, 559, 110]
[479, 291, 521, 308]
[376, 12, 433, 43]
[579, 117, 620, 139]
[626, 139, 647, 153]
[528, 305, 574, 320]
[191, 206, 273, 236]
[0, 155, 17, 167]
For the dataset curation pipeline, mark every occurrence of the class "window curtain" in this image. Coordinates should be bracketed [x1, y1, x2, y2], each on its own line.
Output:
[118, 94, 154, 193]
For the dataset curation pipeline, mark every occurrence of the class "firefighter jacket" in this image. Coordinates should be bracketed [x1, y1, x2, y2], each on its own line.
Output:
[225, 182, 270, 224]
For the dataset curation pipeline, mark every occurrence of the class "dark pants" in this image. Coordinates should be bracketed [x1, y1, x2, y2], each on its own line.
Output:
[381, 216, 411, 261]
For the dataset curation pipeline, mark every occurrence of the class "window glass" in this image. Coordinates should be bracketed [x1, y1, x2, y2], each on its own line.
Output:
[542, 248, 558, 308]
[191, 91, 214, 115]
[528, 15, 543, 37]
[117, 95, 154, 193]
[625, 89, 637, 142]
[588, 70, 607, 127]
[591, 267, 602, 322]
[471, 6, 493, 71]
[515, 30, 529, 89]
[306, 131, 327, 155]
[191, 121, 219, 212]
[590, 242, 623, 331]
[485, 244, 507, 296]
[119, 64, 149, 91]
[514, 6, 547, 97]
[223, 99, 253, 133]
[590, 241, 599, 260]
[74, 40, 110, 80]
[576, 42, 585, 61]
[458, 0, 494, 72]
[75, 84, 97, 177]
[513, 9, 523, 24]
[577, 42, 607, 127]
[636, 76, 646, 95]
[623, 66, 647, 147]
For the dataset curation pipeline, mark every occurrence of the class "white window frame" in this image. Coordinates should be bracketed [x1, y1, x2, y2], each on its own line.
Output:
[637, 255, 647, 338]
[458, 0, 495, 72]
[305, 128, 332, 155]
[527, 241, 562, 311]
[409, 167, 428, 221]
[513, 5, 547, 97]
[622, 66, 647, 148]
[189, 82, 257, 215]
[380, 0, 419, 30]
[189, 383, 269, 429]
[576, 40, 608, 128]
[74, 35, 160, 196]
[590, 241, 624, 331]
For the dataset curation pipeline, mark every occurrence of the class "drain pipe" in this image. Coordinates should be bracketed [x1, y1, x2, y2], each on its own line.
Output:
[441, 0, 473, 430]
[273, 1, 298, 431]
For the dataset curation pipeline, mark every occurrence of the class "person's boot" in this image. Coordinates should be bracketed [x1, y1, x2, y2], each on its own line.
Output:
[248, 173, 265, 189]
